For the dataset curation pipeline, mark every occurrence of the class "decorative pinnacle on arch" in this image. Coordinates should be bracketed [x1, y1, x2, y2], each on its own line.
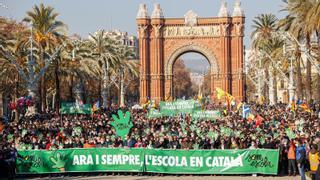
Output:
[232, 0, 245, 17]
[218, 0, 229, 17]
[151, 4, 164, 18]
[137, 4, 149, 19]
[184, 10, 198, 26]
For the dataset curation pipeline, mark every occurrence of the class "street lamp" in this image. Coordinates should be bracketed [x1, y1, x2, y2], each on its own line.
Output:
[283, 42, 296, 103]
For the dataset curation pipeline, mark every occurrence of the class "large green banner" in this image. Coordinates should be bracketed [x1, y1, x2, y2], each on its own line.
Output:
[17, 148, 144, 173]
[159, 100, 200, 116]
[60, 103, 92, 114]
[17, 148, 279, 175]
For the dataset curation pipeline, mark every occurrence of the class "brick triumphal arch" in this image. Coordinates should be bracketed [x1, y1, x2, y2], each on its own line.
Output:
[137, 2, 245, 103]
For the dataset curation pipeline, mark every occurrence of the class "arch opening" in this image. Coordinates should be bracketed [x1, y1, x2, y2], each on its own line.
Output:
[172, 52, 211, 99]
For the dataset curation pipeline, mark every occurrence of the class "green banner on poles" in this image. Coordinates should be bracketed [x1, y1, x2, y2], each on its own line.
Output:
[159, 99, 200, 116]
[17, 148, 279, 175]
[60, 103, 92, 115]
[191, 110, 221, 121]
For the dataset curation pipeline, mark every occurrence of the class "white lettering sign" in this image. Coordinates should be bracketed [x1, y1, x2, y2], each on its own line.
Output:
[163, 26, 220, 38]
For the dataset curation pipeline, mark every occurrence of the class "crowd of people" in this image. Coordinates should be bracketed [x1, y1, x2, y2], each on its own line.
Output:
[0, 102, 320, 178]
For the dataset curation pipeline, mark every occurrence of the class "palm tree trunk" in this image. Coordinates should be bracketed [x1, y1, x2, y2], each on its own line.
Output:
[305, 35, 312, 102]
[102, 60, 109, 108]
[102, 74, 108, 108]
[273, 72, 277, 103]
[41, 77, 46, 112]
[316, 31, 320, 102]
[14, 74, 19, 122]
[295, 53, 303, 100]
[264, 68, 269, 104]
[0, 92, 3, 117]
[120, 71, 125, 107]
[40, 48, 46, 112]
[268, 68, 274, 105]
[69, 75, 74, 101]
[268, 67, 276, 105]
[55, 59, 60, 114]
[317, 74, 320, 103]
[98, 78, 102, 105]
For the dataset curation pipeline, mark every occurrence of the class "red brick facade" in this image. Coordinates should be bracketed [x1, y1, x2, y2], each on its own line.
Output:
[137, 14, 245, 103]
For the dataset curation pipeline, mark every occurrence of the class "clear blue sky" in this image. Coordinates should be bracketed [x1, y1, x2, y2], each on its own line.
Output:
[1, 0, 286, 48]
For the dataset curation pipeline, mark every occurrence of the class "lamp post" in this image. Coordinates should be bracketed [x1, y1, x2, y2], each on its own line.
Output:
[257, 56, 263, 103]
[283, 43, 296, 102]
[119, 68, 125, 107]
[288, 55, 296, 103]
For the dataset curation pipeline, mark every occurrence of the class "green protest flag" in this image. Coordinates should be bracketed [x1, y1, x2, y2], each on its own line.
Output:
[285, 128, 296, 139]
[7, 134, 13, 142]
[17, 148, 279, 175]
[22, 129, 28, 137]
[221, 127, 232, 136]
[19, 143, 26, 150]
[147, 109, 163, 119]
[111, 110, 133, 139]
[73, 127, 82, 136]
[190, 124, 197, 132]
[207, 131, 218, 140]
[235, 131, 241, 137]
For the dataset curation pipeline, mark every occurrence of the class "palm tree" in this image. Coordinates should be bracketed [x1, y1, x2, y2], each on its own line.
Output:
[23, 3, 67, 112]
[115, 44, 139, 106]
[42, 37, 98, 113]
[251, 14, 278, 103]
[88, 30, 119, 108]
[306, 0, 320, 101]
[262, 37, 285, 104]
[280, 0, 315, 102]
[58, 38, 101, 103]
[251, 14, 278, 50]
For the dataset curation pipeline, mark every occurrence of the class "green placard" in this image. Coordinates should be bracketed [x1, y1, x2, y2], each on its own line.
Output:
[17, 148, 279, 175]
[192, 110, 221, 121]
[60, 103, 92, 115]
[147, 109, 163, 119]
